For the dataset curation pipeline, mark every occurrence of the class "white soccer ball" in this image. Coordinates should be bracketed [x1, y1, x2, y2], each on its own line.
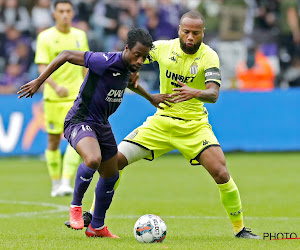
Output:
[133, 214, 167, 243]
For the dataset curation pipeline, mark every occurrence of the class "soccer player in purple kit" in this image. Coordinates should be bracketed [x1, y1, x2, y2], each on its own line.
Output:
[18, 28, 172, 238]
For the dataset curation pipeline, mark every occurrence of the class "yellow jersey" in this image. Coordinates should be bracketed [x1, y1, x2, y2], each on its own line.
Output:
[146, 38, 221, 120]
[35, 26, 89, 101]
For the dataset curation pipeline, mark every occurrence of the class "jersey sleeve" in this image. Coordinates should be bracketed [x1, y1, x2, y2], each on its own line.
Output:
[202, 49, 221, 86]
[84, 51, 110, 75]
[35, 33, 50, 65]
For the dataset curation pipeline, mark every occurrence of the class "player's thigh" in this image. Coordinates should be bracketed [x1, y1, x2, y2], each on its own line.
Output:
[64, 121, 101, 169]
[122, 115, 174, 160]
[197, 146, 229, 183]
[173, 121, 220, 165]
[44, 101, 73, 134]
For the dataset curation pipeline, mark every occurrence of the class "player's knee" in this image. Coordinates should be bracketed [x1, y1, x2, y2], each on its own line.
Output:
[214, 167, 230, 184]
[84, 155, 102, 170]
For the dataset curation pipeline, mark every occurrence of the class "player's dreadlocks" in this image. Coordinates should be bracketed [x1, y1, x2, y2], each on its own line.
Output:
[127, 28, 153, 50]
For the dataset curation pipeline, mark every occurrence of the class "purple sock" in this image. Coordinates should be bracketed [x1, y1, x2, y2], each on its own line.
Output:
[71, 162, 96, 206]
[91, 172, 119, 229]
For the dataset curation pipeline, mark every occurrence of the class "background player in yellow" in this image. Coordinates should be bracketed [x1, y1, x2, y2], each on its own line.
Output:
[66, 11, 261, 239]
[35, 0, 89, 197]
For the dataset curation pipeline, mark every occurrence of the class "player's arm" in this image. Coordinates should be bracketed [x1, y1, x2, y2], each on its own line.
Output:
[170, 81, 219, 103]
[127, 73, 173, 109]
[38, 64, 69, 97]
[18, 50, 86, 98]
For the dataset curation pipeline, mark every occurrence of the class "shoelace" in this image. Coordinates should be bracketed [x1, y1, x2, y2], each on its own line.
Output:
[243, 228, 257, 236]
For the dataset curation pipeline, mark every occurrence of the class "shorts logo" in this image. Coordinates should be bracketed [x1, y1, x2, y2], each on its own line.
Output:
[71, 128, 77, 139]
[203, 140, 209, 146]
[126, 130, 138, 140]
[49, 122, 54, 130]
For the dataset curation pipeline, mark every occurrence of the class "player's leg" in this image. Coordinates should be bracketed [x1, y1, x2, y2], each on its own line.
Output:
[85, 153, 119, 238]
[197, 147, 261, 239]
[87, 142, 152, 217]
[196, 147, 242, 230]
[72, 116, 171, 228]
[69, 136, 101, 229]
[173, 118, 261, 239]
[59, 144, 81, 195]
[45, 133, 62, 197]
[60, 101, 81, 195]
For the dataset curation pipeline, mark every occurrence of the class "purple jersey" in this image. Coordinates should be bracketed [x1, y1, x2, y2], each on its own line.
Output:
[65, 51, 130, 124]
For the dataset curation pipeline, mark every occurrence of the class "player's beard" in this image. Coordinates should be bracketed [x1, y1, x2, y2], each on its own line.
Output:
[179, 38, 201, 54]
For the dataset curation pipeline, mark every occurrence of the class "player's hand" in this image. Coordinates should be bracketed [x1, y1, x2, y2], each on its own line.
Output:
[129, 72, 139, 88]
[55, 85, 69, 97]
[149, 93, 174, 110]
[17, 79, 42, 98]
[170, 80, 200, 103]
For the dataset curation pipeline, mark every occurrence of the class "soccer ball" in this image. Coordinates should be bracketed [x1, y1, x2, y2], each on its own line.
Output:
[133, 214, 167, 243]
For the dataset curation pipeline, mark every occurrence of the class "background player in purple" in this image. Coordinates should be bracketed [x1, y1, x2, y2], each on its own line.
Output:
[18, 28, 172, 238]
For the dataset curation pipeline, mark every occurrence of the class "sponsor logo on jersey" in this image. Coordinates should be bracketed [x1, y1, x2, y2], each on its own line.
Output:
[165, 69, 196, 87]
[105, 89, 124, 103]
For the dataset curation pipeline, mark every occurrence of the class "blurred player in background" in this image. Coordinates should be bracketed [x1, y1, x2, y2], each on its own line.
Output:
[35, 0, 89, 197]
[19, 28, 171, 238]
[73, 11, 262, 239]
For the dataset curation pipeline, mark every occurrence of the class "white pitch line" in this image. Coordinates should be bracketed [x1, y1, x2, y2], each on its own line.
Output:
[0, 200, 69, 218]
[0, 200, 299, 221]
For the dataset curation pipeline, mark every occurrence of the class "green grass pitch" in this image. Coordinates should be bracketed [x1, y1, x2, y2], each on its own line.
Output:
[0, 152, 300, 249]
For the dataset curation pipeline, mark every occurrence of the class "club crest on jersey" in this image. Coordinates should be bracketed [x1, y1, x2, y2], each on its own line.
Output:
[190, 63, 198, 74]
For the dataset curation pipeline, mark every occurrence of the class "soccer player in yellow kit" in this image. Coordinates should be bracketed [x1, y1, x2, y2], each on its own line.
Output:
[35, 0, 89, 197]
[67, 11, 261, 239]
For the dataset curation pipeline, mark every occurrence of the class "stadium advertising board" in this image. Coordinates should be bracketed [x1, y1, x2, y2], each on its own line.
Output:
[1, 89, 300, 156]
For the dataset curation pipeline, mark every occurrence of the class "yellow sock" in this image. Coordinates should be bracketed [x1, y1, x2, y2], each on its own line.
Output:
[232, 220, 244, 234]
[90, 169, 123, 214]
[62, 144, 81, 179]
[45, 149, 62, 180]
[217, 177, 244, 234]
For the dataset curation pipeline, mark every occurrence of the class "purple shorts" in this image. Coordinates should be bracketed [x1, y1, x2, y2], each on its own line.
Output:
[64, 120, 117, 162]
